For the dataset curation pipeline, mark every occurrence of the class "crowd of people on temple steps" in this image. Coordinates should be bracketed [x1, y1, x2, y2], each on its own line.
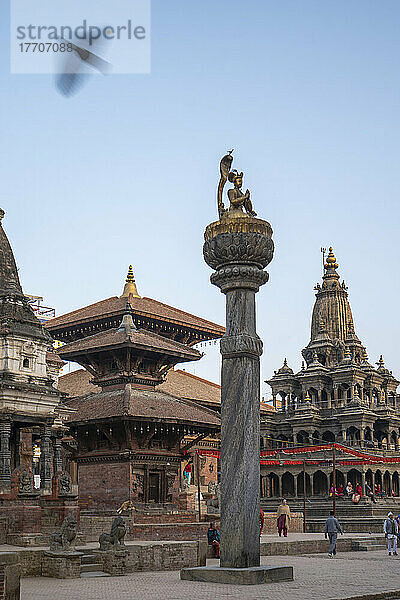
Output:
[329, 480, 395, 503]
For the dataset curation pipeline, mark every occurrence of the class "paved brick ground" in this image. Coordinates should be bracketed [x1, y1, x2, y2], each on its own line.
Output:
[21, 550, 400, 600]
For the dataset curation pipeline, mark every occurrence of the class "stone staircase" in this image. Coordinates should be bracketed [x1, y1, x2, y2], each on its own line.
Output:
[79, 550, 110, 578]
[351, 537, 387, 552]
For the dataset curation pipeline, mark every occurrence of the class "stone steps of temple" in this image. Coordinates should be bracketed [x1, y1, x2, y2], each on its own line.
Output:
[81, 571, 111, 578]
[81, 554, 99, 565]
[81, 562, 104, 573]
[79, 551, 109, 578]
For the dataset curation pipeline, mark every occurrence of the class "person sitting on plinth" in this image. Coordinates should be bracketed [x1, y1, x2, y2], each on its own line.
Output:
[207, 522, 220, 558]
[346, 481, 353, 497]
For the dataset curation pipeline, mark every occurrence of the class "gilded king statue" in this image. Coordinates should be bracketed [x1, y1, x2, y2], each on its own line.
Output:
[217, 151, 257, 219]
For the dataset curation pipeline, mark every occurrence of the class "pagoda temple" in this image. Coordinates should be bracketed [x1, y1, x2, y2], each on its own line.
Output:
[260, 247, 400, 499]
[46, 265, 225, 346]
[50, 273, 223, 511]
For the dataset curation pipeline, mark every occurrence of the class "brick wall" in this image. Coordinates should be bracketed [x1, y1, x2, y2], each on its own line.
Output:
[80, 514, 214, 542]
[0, 501, 41, 534]
[78, 462, 130, 511]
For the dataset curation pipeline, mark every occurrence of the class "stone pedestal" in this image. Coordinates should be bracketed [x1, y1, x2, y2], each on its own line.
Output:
[181, 565, 293, 585]
[0, 552, 20, 600]
[42, 550, 83, 579]
[202, 216, 274, 568]
[95, 549, 128, 576]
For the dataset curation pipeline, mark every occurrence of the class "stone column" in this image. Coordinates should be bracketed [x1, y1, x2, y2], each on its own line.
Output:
[40, 425, 52, 492]
[0, 421, 11, 493]
[203, 213, 273, 569]
[361, 471, 366, 496]
[53, 433, 63, 474]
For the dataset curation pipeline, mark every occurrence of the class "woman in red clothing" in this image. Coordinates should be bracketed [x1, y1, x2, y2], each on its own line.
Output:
[355, 482, 363, 498]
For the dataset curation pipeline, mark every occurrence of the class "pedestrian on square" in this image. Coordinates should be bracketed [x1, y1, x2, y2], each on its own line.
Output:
[207, 522, 220, 558]
[324, 510, 343, 558]
[277, 499, 291, 537]
[384, 512, 398, 556]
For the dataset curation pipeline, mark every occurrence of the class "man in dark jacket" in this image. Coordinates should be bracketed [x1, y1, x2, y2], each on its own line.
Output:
[324, 510, 343, 557]
[207, 522, 220, 558]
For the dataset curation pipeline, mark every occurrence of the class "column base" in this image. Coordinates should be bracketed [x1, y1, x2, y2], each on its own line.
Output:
[180, 565, 293, 585]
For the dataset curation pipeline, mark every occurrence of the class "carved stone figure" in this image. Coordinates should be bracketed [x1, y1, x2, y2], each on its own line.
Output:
[181, 477, 190, 492]
[207, 483, 221, 510]
[98, 517, 126, 551]
[58, 471, 72, 495]
[49, 516, 77, 552]
[18, 469, 33, 494]
[217, 151, 257, 219]
[207, 480, 216, 495]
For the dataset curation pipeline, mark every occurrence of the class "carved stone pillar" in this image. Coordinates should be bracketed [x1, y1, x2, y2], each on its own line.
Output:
[40, 425, 52, 492]
[53, 433, 63, 474]
[361, 471, 366, 496]
[0, 420, 12, 492]
[203, 210, 274, 569]
[360, 429, 365, 448]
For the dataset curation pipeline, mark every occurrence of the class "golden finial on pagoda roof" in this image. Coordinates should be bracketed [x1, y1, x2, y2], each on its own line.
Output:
[120, 265, 141, 298]
[325, 247, 338, 270]
[376, 355, 385, 369]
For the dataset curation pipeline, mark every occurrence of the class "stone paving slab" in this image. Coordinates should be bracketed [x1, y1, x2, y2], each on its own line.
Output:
[20, 551, 400, 600]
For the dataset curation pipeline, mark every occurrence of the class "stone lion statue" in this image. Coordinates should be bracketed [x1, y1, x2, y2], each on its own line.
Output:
[98, 517, 126, 551]
[49, 515, 77, 552]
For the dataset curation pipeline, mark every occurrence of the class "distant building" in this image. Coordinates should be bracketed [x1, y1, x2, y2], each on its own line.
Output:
[46, 267, 225, 510]
[260, 247, 400, 498]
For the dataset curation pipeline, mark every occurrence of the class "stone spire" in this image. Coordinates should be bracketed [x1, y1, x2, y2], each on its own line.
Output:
[0, 209, 50, 343]
[303, 246, 364, 367]
[120, 265, 140, 298]
[0, 209, 23, 295]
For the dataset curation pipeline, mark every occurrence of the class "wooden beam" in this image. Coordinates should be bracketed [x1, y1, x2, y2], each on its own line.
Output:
[181, 432, 208, 453]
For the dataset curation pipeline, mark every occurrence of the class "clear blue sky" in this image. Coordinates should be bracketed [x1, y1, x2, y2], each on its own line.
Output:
[1, 1, 399, 395]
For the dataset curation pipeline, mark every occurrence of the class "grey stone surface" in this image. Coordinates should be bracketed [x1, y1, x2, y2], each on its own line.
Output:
[203, 220, 274, 569]
[0, 551, 20, 600]
[180, 565, 293, 585]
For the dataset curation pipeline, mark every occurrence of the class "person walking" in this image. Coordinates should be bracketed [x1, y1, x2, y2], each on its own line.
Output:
[384, 512, 398, 556]
[277, 499, 291, 537]
[324, 510, 343, 557]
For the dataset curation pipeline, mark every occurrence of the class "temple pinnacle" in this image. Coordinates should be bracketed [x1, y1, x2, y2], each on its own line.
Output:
[120, 265, 141, 298]
[324, 247, 338, 271]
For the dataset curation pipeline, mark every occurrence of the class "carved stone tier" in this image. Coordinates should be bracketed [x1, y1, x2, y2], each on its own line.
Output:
[203, 215, 274, 569]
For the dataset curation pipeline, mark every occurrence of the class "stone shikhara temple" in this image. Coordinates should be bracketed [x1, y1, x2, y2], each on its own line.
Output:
[46, 269, 223, 511]
[261, 247, 400, 498]
[0, 209, 77, 544]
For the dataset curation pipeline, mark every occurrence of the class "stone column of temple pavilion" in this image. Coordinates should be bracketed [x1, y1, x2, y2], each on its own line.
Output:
[181, 152, 293, 585]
